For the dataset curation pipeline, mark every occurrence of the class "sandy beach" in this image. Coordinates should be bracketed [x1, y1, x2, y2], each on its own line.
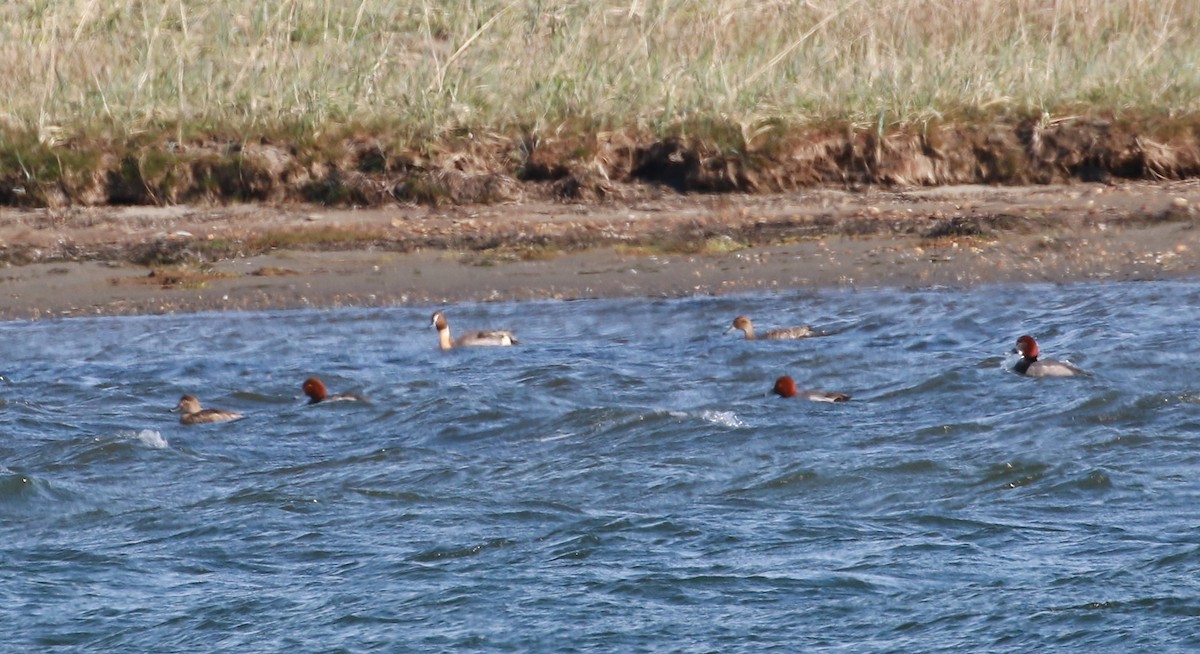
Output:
[1, 180, 1196, 320]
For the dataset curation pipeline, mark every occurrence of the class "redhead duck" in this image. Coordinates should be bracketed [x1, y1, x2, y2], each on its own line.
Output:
[1011, 335, 1089, 377]
[730, 315, 820, 340]
[773, 375, 850, 402]
[171, 394, 244, 424]
[431, 310, 519, 351]
[302, 376, 367, 404]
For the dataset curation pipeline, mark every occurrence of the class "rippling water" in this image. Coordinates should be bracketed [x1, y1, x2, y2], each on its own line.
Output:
[3, 281, 1200, 651]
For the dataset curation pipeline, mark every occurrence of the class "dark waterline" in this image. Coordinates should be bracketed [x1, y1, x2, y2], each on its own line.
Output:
[2, 281, 1200, 652]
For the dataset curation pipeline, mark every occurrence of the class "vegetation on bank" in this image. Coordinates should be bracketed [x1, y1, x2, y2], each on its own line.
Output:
[1, 0, 1198, 207]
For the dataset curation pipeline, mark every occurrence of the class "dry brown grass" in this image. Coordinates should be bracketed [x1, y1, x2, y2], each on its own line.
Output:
[1, 1, 1198, 208]
[2, 0, 1195, 140]
[113, 266, 238, 289]
[250, 266, 300, 277]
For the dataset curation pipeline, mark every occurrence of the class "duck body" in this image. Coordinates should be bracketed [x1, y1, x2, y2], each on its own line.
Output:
[1011, 335, 1089, 377]
[302, 377, 367, 404]
[171, 394, 244, 424]
[432, 310, 519, 351]
[773, 375, 850, 403]
[730, 315, 818, 341]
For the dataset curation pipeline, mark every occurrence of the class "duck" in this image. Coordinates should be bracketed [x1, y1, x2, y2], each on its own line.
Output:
[302, 376, 367, 404]
[1011, 335, 1089, 377]
[772, 375, 850, 402]
[171, 394, 244, 424]
[729, 315, 820, 340]
[431, 310, 519, 351]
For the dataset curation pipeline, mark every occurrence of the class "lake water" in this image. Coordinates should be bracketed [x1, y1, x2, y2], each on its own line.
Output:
[2, 281, 1199, 652]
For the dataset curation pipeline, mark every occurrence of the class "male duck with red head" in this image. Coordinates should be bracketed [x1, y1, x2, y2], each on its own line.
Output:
[1011, 335, 1089, 377]
[302, 377, 367, 404]
[772, 375, 850, 403]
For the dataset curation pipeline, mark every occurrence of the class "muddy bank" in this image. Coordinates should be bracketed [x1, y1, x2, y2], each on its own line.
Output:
[2, 116, 1199, 209]
[0, 180, 1196, 320]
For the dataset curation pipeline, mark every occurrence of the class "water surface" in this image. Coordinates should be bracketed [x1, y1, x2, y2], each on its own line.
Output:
[3, 281, 1199, 651]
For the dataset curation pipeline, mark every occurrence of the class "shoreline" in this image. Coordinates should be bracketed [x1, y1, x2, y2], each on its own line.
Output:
[1, 181, 1197, 321]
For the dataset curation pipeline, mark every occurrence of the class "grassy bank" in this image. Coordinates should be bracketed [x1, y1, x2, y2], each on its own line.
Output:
[1, 0, 1199, 207]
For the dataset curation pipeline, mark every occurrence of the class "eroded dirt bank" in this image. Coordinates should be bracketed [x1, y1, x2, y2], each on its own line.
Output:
[3, 116, 1199, 210]
[0, 179, 1196, 320]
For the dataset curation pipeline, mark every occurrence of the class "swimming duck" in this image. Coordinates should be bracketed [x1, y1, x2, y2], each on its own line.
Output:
[730, 315, 819, 340]
[431, 310, 519, 351]
[302, 376, 367, 404]
[1011, 335, 1089, 377]
[772, 375, 850, 402]
[171, 394, 244, 424]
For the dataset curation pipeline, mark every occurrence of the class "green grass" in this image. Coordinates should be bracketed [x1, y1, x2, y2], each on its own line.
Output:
[247, 225, 387, 250]
[2, 0, 1196, 143]
[618, 234, 750, 257]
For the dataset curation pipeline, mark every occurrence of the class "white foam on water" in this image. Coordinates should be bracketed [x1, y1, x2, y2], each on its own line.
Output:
[700, 410, 744, 428]
[126, 429, 169, 449]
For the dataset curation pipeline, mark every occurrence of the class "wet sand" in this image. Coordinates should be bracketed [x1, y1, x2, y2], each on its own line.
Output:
[0, 181, 1196, 320]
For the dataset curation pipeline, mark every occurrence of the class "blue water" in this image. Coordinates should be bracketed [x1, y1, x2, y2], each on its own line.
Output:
[3, 281, 1200, 652]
